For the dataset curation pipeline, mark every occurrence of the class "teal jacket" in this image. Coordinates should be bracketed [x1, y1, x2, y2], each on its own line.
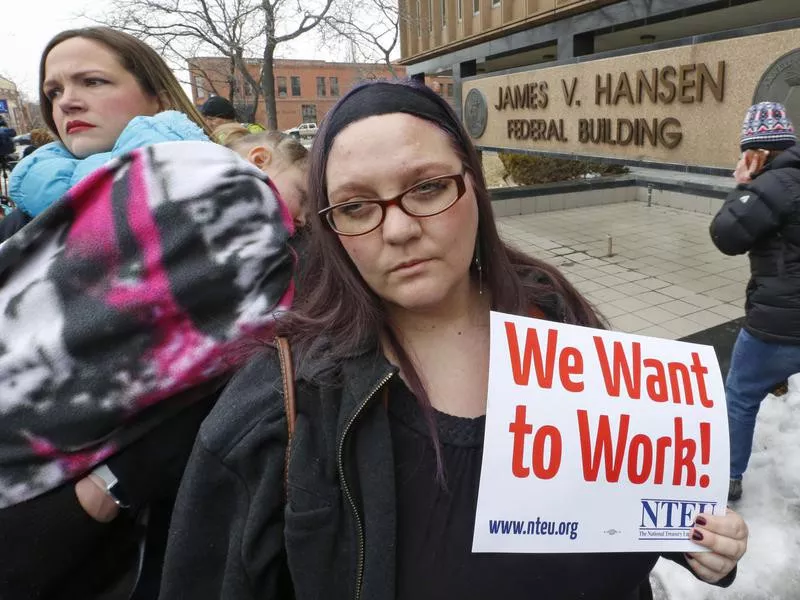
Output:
[9, 111, 208, 217]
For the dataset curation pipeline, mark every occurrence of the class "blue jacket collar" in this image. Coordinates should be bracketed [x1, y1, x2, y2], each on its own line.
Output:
[9, 111, 208, 217]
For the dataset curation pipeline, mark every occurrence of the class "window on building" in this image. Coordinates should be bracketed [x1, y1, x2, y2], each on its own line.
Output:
[416, 0, 421, 35]
[316, 76, 326, 96]
[244, 81, 254, 97]
[302, 104, 317, 123]
[447, 83, 453, 97]
[330, 76, 340, 96]
[441, 0, 446, 27]
[428, 0, 433, 31]
[291, 76, 301, 96]
[195, 76, 205, 98]
[277, 76, 287, 98]
[473, 0, 479, 14]
[457, 0, 462, 21]
[492, 0, 500, 6]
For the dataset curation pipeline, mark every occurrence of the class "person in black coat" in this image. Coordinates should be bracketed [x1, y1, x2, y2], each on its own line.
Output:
[710, 101, 800, 502]
[160, 79, 748, 600]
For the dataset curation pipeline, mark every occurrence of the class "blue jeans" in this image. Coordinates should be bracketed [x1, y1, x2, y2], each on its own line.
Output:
[727, 329, 800, 479]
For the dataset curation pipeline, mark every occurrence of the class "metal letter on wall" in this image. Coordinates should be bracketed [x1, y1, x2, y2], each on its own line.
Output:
[464, 88, 488, 139]
[754, 48, 800, 131]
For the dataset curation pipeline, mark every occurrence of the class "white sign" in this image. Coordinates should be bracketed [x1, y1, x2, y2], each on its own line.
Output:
[473, 312, 729, 553]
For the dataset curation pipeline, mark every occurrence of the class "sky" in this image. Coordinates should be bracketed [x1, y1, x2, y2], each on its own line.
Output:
[2, 0, 101, 98]
[0, 0, 339, 99]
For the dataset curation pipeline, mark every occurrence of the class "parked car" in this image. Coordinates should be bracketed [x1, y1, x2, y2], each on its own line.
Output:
[12, 133, 31, 161]
[284, 122, 317, 139]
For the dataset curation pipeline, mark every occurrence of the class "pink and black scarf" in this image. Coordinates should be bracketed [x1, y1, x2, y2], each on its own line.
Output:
[0, 141, 294, 507]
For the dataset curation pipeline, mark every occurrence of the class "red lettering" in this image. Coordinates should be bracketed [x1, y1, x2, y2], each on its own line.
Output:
[505, 323, 558, 387]
[559, 347, 584, 392]
[509, 405, 533, 478]
[577, 412, 703, 486]
[672, 417, 698, 486]
[532, 425, 562, 479]
[593, 337, 641, 399]
[691, 352, 714, 407]
[668, 362, 694, 405]
[643, 358, 668, 402]
[627, 434, 653, 484]
[577, 409, 629, 482]
[653, 435, 672, 484]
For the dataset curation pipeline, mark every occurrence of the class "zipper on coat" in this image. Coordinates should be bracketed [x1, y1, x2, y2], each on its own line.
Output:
[337, 372, 394, 600]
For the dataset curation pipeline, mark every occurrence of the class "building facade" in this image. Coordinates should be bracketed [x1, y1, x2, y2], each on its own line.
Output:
[189, 58, 455, 131]
[399, 0, 800, 173]
[0, 76, 30, 133]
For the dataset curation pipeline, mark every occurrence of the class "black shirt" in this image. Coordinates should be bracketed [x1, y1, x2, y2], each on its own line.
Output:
[388, 376, 660, 600]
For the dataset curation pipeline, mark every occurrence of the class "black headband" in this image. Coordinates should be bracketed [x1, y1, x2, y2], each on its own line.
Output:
[320, 81, 462, 159]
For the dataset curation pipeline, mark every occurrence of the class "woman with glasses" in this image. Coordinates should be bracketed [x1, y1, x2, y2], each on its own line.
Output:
[160, 80, 748, 600]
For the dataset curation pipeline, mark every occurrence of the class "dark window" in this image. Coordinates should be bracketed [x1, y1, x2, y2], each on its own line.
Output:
[316, 76, 326, 96]
[441, 0, 446, 26]
[473, 0, 479, 13]
[447, 83, 453, 97]
[302, 104, 317, 122]
[330, 76, 340, 96]
[291, 76, 301, 96]
[277, 76, 287, 98]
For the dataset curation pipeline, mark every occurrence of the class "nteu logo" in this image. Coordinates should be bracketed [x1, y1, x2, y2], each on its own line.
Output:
[640, 498, 717, 530]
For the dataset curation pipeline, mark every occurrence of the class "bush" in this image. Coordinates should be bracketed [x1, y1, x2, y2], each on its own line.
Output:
[498, 152, 628, 185]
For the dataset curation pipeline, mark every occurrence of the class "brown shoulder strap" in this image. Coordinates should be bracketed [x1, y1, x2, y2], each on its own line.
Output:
[276, 336, 296, 501]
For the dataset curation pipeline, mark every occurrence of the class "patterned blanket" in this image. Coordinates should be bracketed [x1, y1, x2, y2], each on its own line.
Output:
[0, 141, 294, 507]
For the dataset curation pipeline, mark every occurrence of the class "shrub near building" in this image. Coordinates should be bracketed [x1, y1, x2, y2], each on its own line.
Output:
[498, 152, 628, 185]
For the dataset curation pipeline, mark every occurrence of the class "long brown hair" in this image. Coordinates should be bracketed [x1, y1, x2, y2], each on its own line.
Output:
[39, 27, 211, 139]
[279, 79, 603, 475]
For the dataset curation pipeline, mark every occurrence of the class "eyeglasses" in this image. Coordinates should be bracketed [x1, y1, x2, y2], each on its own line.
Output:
[319, 170, 467, 236]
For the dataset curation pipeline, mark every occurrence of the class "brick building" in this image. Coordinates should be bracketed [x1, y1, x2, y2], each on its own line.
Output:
[189, 57, 454, 131]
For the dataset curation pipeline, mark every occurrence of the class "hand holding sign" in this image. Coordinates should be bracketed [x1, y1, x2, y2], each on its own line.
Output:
[473, 312, 729, 554]
[685, 509, 748, 583]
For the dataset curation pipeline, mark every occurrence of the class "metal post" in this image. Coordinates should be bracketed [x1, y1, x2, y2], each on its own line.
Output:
[606, 234, 613, 257]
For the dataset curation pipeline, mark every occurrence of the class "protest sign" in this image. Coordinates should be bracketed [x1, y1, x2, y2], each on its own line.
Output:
[472, 312, 728, 553]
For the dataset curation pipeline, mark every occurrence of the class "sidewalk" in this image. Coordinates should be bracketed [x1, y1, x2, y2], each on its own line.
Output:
[496, 201, 748, 339]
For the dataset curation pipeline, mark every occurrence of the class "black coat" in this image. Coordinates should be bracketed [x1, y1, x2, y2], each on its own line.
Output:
[710, 144, 800, 343]
[159, 343, 734, 600]
[0, 209, 31, 243]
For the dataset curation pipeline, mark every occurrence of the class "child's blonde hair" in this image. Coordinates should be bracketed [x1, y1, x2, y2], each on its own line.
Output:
[30, 128, 55, 148]
[226, 130, 309, 168]
[211, 123, 251, 146]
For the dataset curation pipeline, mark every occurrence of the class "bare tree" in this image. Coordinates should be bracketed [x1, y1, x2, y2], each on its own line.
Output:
[94, 0, 335, 129]
[25, 104, 47, 130]
[321, 0, 409, 77]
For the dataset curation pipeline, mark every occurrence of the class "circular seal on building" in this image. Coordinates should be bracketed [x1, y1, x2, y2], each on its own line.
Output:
[754, 48, 800, 130]
[464, 88, 488, 139]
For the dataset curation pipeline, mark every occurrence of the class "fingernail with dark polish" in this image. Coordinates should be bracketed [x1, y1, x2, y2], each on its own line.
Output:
[695, 516, 707, 526]
[692, 530, 704, 541]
